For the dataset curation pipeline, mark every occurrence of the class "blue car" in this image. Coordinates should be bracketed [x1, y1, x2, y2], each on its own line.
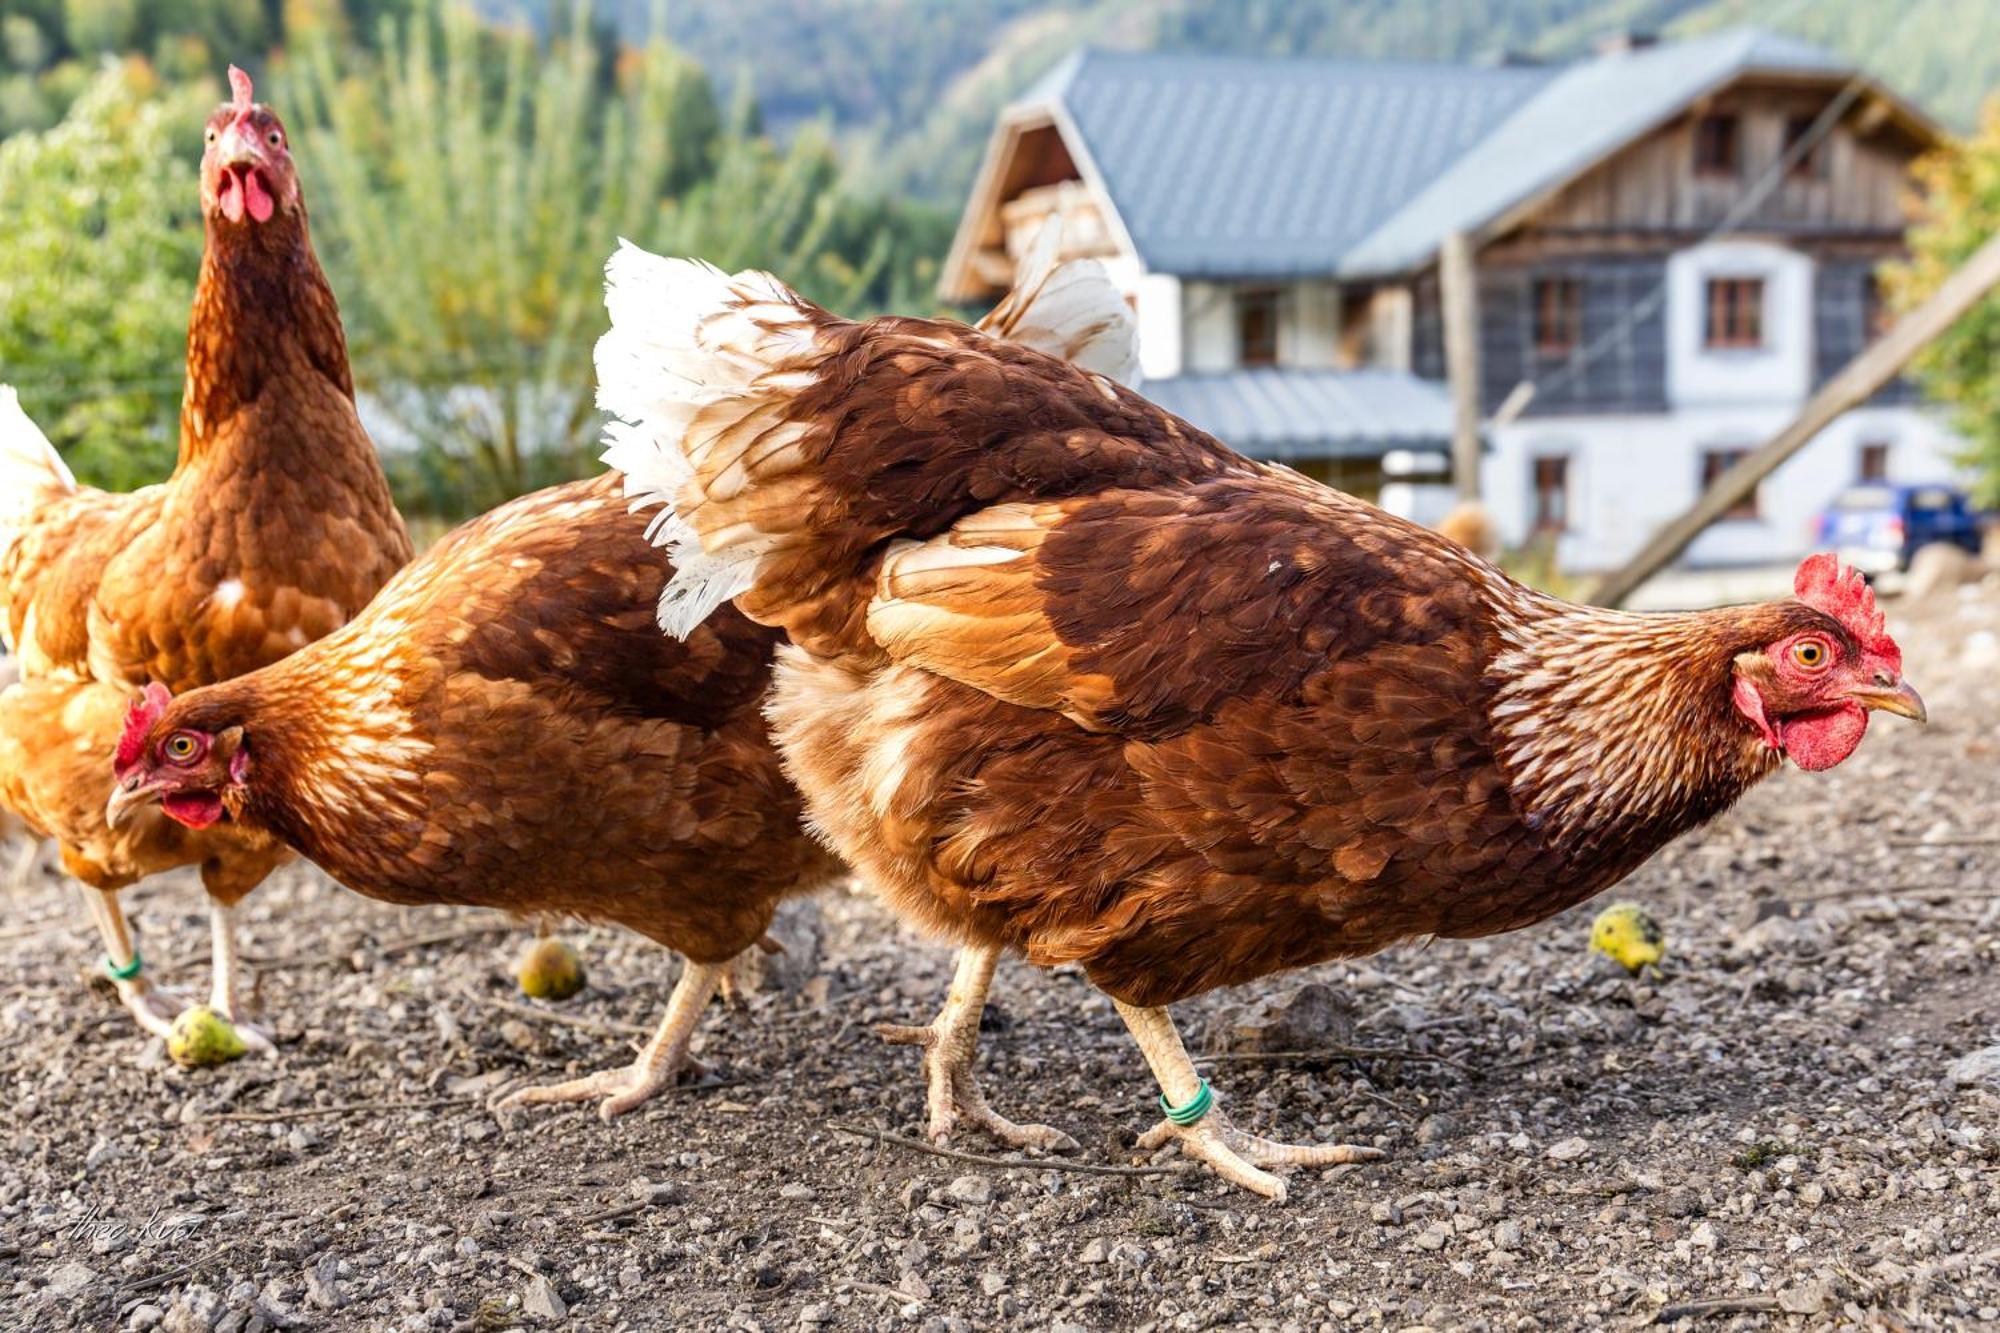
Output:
[1815, 482, 1986, 574]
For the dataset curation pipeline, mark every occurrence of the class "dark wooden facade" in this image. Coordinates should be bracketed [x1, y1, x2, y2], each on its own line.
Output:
[1414, 79, 1929, 419]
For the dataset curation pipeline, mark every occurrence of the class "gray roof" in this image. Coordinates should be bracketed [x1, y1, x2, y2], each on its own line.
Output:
[1340, 29, 1855, 276]
[1042, 49, 1550, 278]
[1026, 29, 1910, 280]
[1141, 369, 1452, 460]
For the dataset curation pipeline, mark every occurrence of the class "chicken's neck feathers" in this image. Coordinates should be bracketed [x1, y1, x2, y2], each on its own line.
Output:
[1487, 591, 1781, 850]
[207, 626, 432, 857]
[179, 212, 354, 468]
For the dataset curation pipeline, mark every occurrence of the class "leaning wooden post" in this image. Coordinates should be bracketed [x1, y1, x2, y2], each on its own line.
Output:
[1584, 227, 2000, 608]
[1440, 231, 1484, 501]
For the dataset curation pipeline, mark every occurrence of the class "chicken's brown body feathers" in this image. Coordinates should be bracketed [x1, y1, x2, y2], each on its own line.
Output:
[173, 475, 836, 962]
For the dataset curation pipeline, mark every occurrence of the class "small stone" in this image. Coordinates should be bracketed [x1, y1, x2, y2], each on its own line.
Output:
[979, 1271, 1007, 1296]
[522, 1275, 566, 1322]
[129, 1305, 165, 1331]
[46, 1262, 96, 1298]
[1414, 1223, 1450, 1251]
[1947, 1045, 2000, 1088]
[1546, 1136, 1590, 1163]
[778, 1183, 814, 1202]
[946, 1175, 992, 1206]
[1415, 1114, 1459, 1146]
[1492, 1220, 1522, 1250]
[1690, 1222, 1719, 1250]
[1778, 1279, 1831, 1316]
[162, 1284, 222, 1333]
[1079, 1238, 1108, 1264]
[798, 1304, 834, 1326]
[303, 1256, 343, 1310]
[1205, 982, 1358, 1054]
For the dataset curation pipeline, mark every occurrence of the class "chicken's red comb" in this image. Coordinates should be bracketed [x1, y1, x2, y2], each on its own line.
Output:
[114, 683, 173, 773]
[228, 65, 254, 113]
[1794, 553, 1899, 662]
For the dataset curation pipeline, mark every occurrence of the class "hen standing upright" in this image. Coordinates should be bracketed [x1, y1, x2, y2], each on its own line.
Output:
[597, 244, 1927, 1199]
[101, 234, 1138, 1117]
[0, 68, 410, 1051]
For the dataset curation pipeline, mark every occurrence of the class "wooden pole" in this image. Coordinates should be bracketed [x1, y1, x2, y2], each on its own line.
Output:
[1584, 227, 2000, 608]
[1440, 231, 1484, 501]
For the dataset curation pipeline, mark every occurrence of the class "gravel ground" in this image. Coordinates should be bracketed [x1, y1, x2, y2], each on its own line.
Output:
[1, 584, 1996, 1332]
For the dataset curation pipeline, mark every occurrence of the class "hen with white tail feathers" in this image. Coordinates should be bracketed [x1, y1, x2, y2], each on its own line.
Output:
[594, 230, 1926, 1201]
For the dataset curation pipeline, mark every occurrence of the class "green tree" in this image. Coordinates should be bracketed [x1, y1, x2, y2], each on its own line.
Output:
[0, 60, 208, 487]
[1886, 96, 2000, 505]
[284, 0, 730, 514]
[286, 0, 933, 516]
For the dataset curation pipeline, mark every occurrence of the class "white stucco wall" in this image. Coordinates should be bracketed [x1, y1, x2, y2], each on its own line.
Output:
[1484, 404, 1966, 571]
[1130, 270, 1182, 380]
[1665, 239, 1815, 409]
[1283, 282, 1342, 367]
[1152, 279, 1349, 375]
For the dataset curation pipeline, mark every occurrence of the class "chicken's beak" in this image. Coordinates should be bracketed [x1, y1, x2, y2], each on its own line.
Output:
[106, 776, 167, 829]
[1847, 678, 1927, 724]
[215, 121, 261, 168]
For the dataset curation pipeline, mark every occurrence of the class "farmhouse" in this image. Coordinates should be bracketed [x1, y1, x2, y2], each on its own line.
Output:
[941, 28, 1966, 571]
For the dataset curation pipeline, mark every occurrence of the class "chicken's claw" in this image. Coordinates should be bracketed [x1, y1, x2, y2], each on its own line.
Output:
[497, 1055, 712, 1122]
[1133, 1112, 1382, 1202]
[876, 1014, 1077, 1153]
[496, 956, 728, 1124]
[113, 978, 190, 1042]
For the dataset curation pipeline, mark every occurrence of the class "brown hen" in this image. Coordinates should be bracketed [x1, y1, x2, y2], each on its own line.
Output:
[0, 68, 410, 1050]
[597, 246, 1926, 1198]
[102, 235, 1137, 1116]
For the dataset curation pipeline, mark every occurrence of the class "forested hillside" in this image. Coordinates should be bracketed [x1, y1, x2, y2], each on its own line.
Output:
[601, 0, 2000, 202]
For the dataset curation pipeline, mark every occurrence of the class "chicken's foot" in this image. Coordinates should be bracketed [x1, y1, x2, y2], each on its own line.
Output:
[1116, 1000, 1382, 1202]
[205, 901, 275, 1055]
[500, 957, 726, 1121]
[82, 887, 182, 1041]
[877, 942, 1077, 1153]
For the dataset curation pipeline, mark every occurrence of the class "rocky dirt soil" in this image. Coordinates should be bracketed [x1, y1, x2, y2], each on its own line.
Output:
[1, 584, 1996, 1333]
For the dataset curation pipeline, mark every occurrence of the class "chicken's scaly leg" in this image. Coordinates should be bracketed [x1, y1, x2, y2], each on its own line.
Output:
[877, 943, 1078, 1153]
[500, 956, 727, 1122]
[8, 837, 42, 890]
[205, 901, 274, 1055]
[82, 887, 181, 1041]
[1117, 1000, 1383, 1202]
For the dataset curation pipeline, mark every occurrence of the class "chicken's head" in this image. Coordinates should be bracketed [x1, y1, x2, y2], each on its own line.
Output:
[1730, 554, 1925, 772]
[200, 66, 300, 227]
[108, 684, 252, 830]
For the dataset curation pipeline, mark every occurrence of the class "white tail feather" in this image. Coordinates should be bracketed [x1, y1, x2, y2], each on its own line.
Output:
[977, 216, 1141, 389]
[597, 226, 1145, 639]
[596, 241, 817, 638]
[0, 385, 76, 556]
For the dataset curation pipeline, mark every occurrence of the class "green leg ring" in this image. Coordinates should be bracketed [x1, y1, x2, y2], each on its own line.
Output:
[1159, 1078, 1215, 1127]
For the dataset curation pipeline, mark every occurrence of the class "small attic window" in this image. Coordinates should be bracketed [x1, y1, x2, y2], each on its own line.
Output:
[1693, 114, 1739, 176]
[1237, 288, 1282, 367]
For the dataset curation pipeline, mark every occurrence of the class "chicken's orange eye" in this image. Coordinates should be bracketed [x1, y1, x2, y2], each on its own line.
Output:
[1791, 639, 1830, 670]
[266, 130, 282, 149]
[164, 733, 201, 763]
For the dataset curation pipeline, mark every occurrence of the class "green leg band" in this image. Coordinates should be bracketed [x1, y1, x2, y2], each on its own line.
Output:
[1159, 1078, 1215, 1127]
[104, 951, 143, 983]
